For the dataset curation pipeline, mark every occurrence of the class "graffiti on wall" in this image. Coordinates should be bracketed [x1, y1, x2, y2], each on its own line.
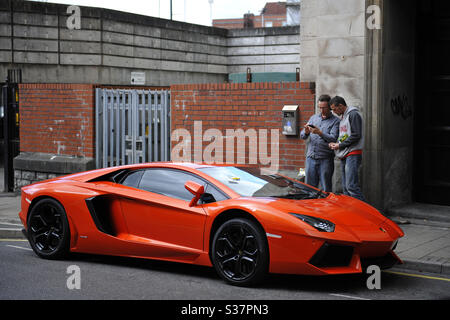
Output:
[390, 94, 412, 120]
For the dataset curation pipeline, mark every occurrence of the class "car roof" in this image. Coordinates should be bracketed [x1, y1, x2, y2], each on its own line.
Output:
[55, 162, 241, 198]
[59, 162, 219, 182]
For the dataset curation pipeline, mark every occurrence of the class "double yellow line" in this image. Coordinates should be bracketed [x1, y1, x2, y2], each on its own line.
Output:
[384, 270, 450, 282]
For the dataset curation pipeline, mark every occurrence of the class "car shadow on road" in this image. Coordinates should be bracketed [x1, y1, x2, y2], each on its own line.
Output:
[66, 252, 219, 279]
[63, 252, 404, 293]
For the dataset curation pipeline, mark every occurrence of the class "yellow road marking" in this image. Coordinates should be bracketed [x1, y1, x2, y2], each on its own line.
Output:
[0, 239, 27, 242]
[384, 270, 450, 282]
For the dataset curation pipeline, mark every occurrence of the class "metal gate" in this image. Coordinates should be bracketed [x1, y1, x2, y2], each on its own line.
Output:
[95, 88, 171, 168]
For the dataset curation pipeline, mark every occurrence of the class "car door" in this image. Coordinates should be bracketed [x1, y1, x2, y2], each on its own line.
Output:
[119, 168, 208, 253]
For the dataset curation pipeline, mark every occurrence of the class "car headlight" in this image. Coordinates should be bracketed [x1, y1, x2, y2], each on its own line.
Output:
[290, 213, 335, 232]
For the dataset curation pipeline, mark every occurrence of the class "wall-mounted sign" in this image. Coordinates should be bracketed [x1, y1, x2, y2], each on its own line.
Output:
[131, 72, 146, 85]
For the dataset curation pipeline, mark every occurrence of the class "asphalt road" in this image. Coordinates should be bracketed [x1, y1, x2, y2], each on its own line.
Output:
[0, 239, 449, 302]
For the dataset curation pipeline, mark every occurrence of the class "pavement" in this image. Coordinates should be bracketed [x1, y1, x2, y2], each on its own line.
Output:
[0, 193, 449, 276]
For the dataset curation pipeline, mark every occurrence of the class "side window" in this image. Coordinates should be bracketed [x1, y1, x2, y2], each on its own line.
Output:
[139, 169, 206, 201]
[121, 170, 144, 188]
[201, 184, 228, 204]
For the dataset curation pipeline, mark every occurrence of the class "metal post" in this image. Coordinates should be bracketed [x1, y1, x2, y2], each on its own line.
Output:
[150, 93, 154, 162]
[247, 67, 252, 83]
[102, 90, 108, 168]
[95, 88, 101, 168]
[2, 84, 10, 192]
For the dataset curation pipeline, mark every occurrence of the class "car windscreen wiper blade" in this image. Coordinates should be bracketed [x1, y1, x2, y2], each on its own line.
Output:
[271, 193, 311, 200]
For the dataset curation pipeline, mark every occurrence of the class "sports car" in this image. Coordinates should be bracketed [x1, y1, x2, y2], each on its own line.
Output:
[19, 162, 404, 286]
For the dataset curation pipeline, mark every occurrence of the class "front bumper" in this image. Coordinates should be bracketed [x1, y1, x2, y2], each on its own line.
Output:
[267, 223, 403, 276]
[309, 241, 403, 271]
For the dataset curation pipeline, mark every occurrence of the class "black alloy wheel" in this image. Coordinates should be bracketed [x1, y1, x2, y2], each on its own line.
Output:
[211, 218, 269, 286]
[27, 198, 70, 260]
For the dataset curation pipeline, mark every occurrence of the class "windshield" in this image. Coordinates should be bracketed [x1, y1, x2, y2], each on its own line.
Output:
[198, 166, 327, 200]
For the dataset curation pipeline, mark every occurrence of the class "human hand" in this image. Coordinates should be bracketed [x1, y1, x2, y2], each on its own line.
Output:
[304, 124, 311, 134]
[310, 127, 322, 136]
[329, 142, 339, 150]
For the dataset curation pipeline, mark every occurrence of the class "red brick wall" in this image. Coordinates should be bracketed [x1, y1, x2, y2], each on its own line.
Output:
[19, 84, 95, 158]
[170, 82, 315, 172]
[213, 14, 286, 29]
[18, 82, 315, 171]
[212, 19, 244, 29]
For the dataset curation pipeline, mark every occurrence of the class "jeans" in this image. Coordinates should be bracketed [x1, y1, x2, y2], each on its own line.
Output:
[305, 157, 334, 192]
[341, 154, 365, 202]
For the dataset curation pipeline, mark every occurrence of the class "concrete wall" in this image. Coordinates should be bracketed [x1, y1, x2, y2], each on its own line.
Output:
[300, 0, 417, 211]
[299, 0, 366, 198]
[300, 0, 365, 107]
[227, 27, 300, 74]
[0, 0, 228, 85]
[0, 0, 300, 86]
[379, 0, 416, 209]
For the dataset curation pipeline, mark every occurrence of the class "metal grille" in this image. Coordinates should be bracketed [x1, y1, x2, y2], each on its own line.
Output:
[95, 88, 171, 168]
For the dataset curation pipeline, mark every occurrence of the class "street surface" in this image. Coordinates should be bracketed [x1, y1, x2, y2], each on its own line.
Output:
[0, 239, 448, 301]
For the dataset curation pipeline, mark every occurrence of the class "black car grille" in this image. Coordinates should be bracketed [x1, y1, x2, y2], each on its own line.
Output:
[309, 243, 354, 268]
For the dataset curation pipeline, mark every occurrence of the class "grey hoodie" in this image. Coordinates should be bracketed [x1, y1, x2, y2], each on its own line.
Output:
[335, 106, 364, 159]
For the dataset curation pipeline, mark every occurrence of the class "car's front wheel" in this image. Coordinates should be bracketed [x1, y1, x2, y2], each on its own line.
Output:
[211, 218, 269, 286]
[27, 198, 70, 260]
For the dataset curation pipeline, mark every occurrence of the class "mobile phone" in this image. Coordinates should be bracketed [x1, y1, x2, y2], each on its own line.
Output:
[308, 124, 316, 128]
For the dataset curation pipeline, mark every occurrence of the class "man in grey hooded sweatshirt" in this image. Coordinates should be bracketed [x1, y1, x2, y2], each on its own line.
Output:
[328, 96, 365, 202]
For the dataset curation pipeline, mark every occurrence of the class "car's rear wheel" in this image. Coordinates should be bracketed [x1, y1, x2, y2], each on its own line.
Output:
[211, 218, 269, 286]
[27, 198, 70, 260]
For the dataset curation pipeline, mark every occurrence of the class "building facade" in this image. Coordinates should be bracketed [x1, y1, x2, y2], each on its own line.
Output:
[0, 0, 302, 192]
[4, 0, 448, 217]
[300, 0, 450, 210]
[212, 2, 289, 29]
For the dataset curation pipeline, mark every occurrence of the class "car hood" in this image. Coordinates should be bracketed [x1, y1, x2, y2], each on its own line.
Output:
[244, 193, 388, 228]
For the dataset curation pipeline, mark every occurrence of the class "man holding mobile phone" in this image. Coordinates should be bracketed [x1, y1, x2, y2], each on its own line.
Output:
[328, 96, 365, 202]
[300, 94, 340, 192]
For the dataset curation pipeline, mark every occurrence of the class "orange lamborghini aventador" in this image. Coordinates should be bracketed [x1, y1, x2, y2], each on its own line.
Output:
[19, 162, 404, 286]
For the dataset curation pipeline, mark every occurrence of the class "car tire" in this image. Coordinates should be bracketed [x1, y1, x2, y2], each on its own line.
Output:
[27, 198, 70, 260]
[211, 218, 269, 286]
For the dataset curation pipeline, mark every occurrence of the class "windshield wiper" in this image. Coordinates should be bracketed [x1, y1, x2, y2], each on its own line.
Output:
[314, 189, 323, 198]
[271, 193, 309, 200]
[314, 189, 329, 199]
[271, 190, 327, 200]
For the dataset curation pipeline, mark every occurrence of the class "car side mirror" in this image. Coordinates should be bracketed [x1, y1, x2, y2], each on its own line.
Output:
[185, 181, 204, 207]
